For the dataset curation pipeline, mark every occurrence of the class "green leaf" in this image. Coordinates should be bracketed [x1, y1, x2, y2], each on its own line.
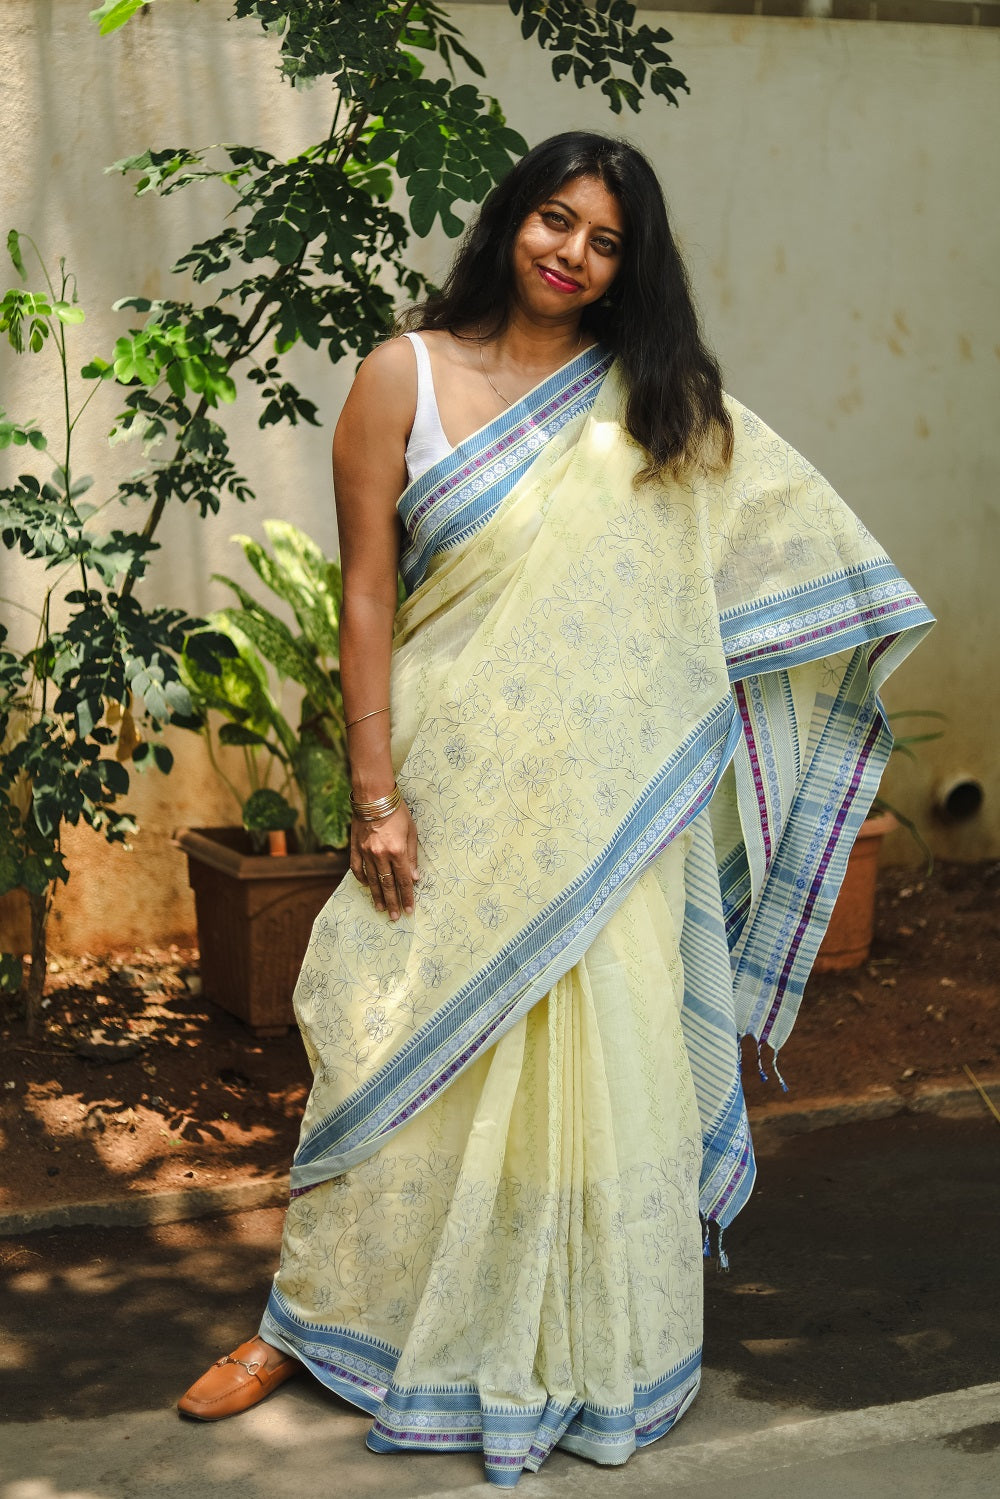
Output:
[214, 596, 332, 709]
[298, 743, 352, 850]
[152, 742, 174, 774]
[180, 622, 297, 762]
[218, 723, 270, 749]
[81, 356, 114, 380]
[90, 1, 150, 39]
[53, 301, 86, 326]
[97, 758, 130, 795]
[409, 187, 437, 239]
[6, 230, 26, 280]
[237, 521, 342, 659]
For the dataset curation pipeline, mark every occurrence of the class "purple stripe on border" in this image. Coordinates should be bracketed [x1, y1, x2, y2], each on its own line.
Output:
[759, 711, 885, 1043]
[371, 1422, 479, 1448]
[316, 1360, 383, 1400]
[734, 679, 771, 865]
[636, 1391, 689, 1439]
[705, 1132, 754, 1221]
[404, 362, 609, 525]
[869, 634, 895, 669]
[727, 594, 921, 670]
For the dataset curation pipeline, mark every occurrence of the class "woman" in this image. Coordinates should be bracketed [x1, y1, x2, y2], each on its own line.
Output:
[178, 133, 932, 1483]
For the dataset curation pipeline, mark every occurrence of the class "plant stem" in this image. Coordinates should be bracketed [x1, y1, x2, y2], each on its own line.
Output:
[58, 271, 72, 500]
[23, 888, 49, 1040]
[0, 596, 42, 621]
[204, 727, 246, 817]
[68, 378, 104, 436]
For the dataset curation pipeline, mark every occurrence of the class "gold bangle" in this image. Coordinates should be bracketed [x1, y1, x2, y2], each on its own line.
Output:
[350, 784, 402, 822]
[353, 805, 400, 824]
[350, 784, 399, 812]
[346, 707, 390, 729]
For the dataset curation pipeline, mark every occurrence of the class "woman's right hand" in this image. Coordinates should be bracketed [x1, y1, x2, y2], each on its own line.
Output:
[350, 800, 420, 921]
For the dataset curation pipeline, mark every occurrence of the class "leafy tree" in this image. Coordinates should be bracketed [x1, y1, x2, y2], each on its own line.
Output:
[81, 3, 687, 622]
[0, 235, 220, 1033]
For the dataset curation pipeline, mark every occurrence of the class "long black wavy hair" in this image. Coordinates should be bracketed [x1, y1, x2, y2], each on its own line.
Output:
[399, 131, 733, 481]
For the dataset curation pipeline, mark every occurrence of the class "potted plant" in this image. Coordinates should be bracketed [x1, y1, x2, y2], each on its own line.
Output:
[815, 710, 945, 971]
[173, 521, 352, 1035]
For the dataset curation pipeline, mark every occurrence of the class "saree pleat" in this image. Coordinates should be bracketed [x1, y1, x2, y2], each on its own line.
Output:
[263, 851, 703, 1483]
[261, 351, 932, 1483]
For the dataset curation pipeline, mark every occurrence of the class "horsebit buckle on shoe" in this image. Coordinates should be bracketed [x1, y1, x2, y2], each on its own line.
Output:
[220, 1356, 262, 1377]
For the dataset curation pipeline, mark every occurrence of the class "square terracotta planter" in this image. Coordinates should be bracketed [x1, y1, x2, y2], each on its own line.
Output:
[173, 826, 349, 1036]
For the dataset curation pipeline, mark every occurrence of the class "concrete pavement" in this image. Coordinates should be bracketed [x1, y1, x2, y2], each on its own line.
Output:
[1, 1112, 998, 1497]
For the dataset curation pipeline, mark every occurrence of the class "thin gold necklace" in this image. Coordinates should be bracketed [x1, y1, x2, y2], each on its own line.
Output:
[478, 326, 584, 408]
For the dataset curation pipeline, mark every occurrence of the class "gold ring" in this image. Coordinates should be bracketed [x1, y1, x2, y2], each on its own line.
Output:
[378, 873, 393, 885]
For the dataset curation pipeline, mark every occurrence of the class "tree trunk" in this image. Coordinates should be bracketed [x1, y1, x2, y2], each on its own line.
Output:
[23, 888, 49, 1040]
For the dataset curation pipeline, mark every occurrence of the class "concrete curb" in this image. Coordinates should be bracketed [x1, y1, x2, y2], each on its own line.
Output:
[2, 1074, 997, 1238]
[0, 1173, 289, 1237]
[750, 1073, 1000, 1150]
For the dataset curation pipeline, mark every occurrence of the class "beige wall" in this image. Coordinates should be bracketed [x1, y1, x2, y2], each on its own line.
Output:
[1, 2, 997, 952]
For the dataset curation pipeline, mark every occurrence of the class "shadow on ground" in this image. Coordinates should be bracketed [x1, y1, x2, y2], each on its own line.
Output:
[0, 1207, 288, 1422]
[704, 1113, 1000, 1411]
[1, 1115, 998, 1425]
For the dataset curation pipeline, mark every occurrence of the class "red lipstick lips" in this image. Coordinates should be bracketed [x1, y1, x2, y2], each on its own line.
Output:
[538, 266, 581, 293]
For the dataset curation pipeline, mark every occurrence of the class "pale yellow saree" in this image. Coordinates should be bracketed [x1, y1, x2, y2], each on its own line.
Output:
[261, 348, 931, 1483]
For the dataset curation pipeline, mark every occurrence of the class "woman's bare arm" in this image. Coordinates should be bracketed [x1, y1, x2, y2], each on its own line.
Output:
[333, 338, 419, 920]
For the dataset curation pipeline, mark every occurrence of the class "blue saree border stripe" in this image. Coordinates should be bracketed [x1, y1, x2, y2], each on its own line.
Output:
[268, 1282, 703, 1481]
[733, 611, 929, 1059]
[695, 562, 931, 1224]
[398, 345, 612, 593]
[291, 697, 740, 1184]
[741, 704, 885, 1047]
[721, 557, 934, 678]
[719, 844, 752, 949]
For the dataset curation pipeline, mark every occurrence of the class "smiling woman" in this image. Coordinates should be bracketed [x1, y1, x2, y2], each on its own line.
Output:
[404, 131, 734, 483]
[177, 131, 932, 1487]
[513, 177, 625, 301]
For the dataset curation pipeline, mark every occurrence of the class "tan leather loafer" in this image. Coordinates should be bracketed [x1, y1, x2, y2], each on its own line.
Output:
[178, 1338, 301, 1421]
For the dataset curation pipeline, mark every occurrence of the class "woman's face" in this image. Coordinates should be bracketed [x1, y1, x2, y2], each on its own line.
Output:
[510, 174, 625, 321]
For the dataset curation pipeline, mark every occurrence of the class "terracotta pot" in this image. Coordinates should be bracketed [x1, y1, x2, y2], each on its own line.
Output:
[813, 810, 896, 973]
[0, 887, 31, 957]
[173, 827, 349, 1036]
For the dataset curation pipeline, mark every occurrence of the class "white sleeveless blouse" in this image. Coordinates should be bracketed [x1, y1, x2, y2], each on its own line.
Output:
[403, 331, 454, 484]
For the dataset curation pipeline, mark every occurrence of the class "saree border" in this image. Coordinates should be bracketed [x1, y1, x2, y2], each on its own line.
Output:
[397, 344, 613, 594]
[291, 560, 931, 1200]
[261, 1287, 701, 1485]
[721, 555, 929, 676]
[689, 565, 931, 1229]
[291, 695, 741, 1188]
[722, 564, 933, 1050]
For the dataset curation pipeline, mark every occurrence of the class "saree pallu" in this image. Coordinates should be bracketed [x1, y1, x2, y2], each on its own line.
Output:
[261, 347, 932, 1484]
